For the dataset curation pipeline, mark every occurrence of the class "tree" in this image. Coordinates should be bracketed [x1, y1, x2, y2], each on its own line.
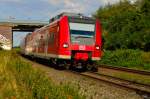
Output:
[94, 0, 150, 51]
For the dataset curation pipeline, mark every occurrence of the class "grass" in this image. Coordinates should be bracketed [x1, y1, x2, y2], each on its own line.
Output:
[99, 49, 150, 71]
[114, 73, 150, 85]
[100, 68, 150, 85]
[0, 50, 85, 99]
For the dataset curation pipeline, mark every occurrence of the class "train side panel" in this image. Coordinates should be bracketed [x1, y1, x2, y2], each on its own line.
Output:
[92, 20, 102, 61]
[47, 22, 60, 58]
[30, 29, 46, 57]
[58, 16, 71, 59]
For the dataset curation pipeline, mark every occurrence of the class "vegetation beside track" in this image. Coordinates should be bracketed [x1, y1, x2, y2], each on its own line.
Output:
[0, 50, 84, 99]
[99, 49, 150, 71]
[94, 0, 150, 51]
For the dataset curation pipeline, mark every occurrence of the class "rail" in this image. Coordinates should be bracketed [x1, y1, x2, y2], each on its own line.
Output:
[99, 64, 150, 76]
[78, 71, 150, 99]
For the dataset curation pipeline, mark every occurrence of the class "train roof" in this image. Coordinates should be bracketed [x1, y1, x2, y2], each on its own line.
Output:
[59, 12, 83, 17]
[49, 12, 95, 23]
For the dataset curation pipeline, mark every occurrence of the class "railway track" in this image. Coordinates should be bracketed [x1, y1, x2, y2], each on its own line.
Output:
[99, 64, 150, 76]
[77, 71, 150, 99]
[21, 56, 150, 98]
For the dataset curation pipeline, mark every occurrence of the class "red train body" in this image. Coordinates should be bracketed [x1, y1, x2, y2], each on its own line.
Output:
[21, 13, 102, 70]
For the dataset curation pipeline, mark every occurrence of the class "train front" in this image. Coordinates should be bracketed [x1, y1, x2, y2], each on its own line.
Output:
[69, 16, 102, 59]
[59, 14, 102, 70]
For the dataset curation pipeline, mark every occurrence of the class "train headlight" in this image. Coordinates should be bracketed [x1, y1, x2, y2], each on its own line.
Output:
[63, 43, 69, 48]
[96, 46, 100, 50]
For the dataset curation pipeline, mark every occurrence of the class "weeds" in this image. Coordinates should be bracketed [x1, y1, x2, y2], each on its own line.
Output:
[99, 49, 150, 71]
[0, 50, 84, 99]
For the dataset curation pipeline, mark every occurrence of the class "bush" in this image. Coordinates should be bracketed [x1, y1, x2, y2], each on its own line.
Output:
[99, 49, 150, 70]
[94, 0, 150, 51]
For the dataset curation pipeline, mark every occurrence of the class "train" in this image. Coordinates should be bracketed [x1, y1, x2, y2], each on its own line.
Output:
[20, 12, 102, 71]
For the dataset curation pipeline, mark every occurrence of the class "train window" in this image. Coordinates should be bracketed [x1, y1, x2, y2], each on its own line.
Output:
[48, 33, 55, 44]
[69, 22, 95, 45]
[68, 17, 95, 24]
[70, 23, 94, 31]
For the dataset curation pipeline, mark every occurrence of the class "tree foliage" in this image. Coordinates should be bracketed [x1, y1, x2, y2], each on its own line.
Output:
[94, 0, 150, 51]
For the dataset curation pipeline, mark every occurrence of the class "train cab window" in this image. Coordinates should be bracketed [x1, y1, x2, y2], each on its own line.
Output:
[69, 22, 95, 45]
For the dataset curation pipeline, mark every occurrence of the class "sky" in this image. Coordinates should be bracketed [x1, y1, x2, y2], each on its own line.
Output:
[0, 0, 135, 46]
[13, 32, 29, 47]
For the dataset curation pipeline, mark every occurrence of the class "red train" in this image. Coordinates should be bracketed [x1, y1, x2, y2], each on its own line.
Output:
[21, 12, 102, 71]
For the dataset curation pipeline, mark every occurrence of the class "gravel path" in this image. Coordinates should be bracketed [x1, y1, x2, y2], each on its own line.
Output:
[19, 55, 143, 99]
[28, 61, 143, 99]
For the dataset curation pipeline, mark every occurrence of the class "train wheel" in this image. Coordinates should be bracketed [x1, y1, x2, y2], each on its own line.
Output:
[56, 61, 62, 69]
[86, 62, 98, 72]
[91, 67, 98, 72]
[86, 64, 93, 71]
[65, 65, 70, 70]
[51, 59, 57, 68]
[56, 60, 65, 70]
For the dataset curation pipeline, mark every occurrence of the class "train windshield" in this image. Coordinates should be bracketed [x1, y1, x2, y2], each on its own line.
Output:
[69, 22, 95, 45]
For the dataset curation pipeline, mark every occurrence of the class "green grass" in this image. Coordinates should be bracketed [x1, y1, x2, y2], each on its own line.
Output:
[0, 50, 85, 99]
[99, 49, 150, 71]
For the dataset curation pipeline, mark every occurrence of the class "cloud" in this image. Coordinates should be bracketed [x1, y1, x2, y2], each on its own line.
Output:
[99, 0, 120, 5]
[0, 0, 135, 46]
[0, 0, 136, 20]
[44, 0, 85, 12]
[43, 0, 125, 17]
[42, 0, 62, 5]
[0, 0, 21, 2]
[44, 0, 96, 17]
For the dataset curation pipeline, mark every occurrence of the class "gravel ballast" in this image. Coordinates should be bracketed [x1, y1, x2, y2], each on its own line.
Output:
[30, 61, 143, 99]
